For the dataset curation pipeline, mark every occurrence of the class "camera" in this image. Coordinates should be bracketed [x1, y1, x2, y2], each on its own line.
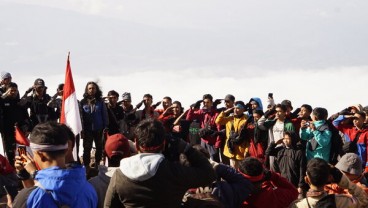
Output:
[304, 122, 310, 127]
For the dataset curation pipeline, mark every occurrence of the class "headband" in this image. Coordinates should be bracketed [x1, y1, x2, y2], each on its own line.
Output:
[237, 169, 264, 182]
[235, 104, 245, 110]
[30, 143, 68, 151]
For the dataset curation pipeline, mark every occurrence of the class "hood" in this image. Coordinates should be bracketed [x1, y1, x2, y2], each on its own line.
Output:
[120, 153, 165, 181]
[250, 97, 263, 111]
[35, 165, 90, 204]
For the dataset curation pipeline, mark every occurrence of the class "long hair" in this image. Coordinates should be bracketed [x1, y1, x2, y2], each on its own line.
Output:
[83, 81, 102, 99]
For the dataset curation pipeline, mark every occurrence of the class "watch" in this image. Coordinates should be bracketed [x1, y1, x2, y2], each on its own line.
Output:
[30, 170, 38, 179]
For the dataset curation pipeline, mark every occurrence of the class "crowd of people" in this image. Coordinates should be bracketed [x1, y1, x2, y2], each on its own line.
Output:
[0, 71, 368, 208]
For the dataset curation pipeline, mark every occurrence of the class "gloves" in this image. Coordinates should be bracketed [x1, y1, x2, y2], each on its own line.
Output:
[328, 113, 339, 121]
[244, 103, 251, 111]
[339, 108, 353, 116]
[191, 100, 202, 109]
[264, 107, 276, 118]
[198, 128, 214, 138]
[330, 166, 343, 183]
[25, 87, 33, 94]
[151, 101, 162, 109]
[135, 100, 144, 109]
[291, 108, 301, 119]
[213, 99, 222, 107]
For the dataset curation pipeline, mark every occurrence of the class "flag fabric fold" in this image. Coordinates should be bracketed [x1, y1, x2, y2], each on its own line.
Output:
[60, 53, 82, 159]
[15, 125, 30, 146]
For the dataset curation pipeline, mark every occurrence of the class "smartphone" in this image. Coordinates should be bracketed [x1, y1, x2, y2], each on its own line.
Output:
[268, 93, 273, 99]
[17, 145, 27, 162]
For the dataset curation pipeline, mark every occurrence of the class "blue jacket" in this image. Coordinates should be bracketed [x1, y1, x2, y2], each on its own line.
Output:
[81, 98, 109, 131]
[212, 164, 254, 208]
[14, 165, 97, 208]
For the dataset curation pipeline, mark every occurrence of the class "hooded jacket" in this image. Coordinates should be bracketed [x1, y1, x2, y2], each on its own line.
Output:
[104, 147, 216, 208]
[13, 165, 97, 208]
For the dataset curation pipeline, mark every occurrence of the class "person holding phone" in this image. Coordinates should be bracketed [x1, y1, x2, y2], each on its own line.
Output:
[13, 122, 97, 208]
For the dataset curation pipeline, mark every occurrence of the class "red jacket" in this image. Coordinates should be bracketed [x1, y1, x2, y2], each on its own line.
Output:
[186, 108, 221, 147]
[243, 172, 298, 208]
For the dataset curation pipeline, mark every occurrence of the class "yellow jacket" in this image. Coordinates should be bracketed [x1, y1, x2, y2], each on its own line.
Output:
[215, 112, 248, 160]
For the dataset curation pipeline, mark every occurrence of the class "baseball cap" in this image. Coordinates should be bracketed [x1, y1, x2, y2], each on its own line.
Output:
[281, 100, 293, 110]
[122, 92, 131, 102]
[105, 133, 131, 159]
[335, 153, 363, 175]
[34, 78, 46, 87]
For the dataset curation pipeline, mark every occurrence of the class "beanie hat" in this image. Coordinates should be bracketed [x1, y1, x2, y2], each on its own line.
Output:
[122, 92, 131, 102]
[335, 153, 363, 175]
[1, 72, 11, 80]
[105, 133, 131, 159]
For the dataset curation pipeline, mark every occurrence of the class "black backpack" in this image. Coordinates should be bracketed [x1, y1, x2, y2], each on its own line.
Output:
[317, 121, 343, 165]
[189, 120, 201, 145]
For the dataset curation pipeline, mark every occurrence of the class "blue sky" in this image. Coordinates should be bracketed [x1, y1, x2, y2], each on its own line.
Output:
[0, 0, 367, 113]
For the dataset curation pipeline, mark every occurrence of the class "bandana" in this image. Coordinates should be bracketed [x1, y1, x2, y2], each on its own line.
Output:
[30, 143, 68, 151]
[238, 169, 264, 182]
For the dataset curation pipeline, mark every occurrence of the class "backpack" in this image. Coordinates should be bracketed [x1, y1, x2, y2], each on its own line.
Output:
[189, 120, 201, 145]
[317, 121, 343, 165]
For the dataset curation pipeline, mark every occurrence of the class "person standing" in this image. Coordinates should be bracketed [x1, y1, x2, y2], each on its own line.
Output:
[0, 83, 30, 166]
[186, 94, 221, 162]
[19, 78, 57, 130]
[215, 101, 248, 168]
[105, 90, 125, 135]
[80, 81, 109, 169]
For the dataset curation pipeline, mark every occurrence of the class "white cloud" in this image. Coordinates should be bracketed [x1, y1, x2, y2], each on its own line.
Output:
[14, 66, 368, 116]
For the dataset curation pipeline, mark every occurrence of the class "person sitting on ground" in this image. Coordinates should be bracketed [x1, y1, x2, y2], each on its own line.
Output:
[89, 133, 131, 208]
[290, 158, 368, 208]
[240, 157, 298, 208]
[104, 118, 216, 208]
[325, 153, 368, 195]
[12, 122, 97, 208]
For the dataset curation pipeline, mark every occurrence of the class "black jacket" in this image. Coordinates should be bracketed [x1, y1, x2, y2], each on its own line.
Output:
[266, 142, 307, 188]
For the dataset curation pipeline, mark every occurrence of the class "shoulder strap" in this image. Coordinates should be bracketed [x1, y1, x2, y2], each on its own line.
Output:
[317, 123, 329, 132]
[305, 197, 312, 208]
[230, 120, 235, 131]
[353, 132, 362, 143]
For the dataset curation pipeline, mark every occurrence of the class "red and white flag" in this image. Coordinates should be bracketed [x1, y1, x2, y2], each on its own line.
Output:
[60, 52, 82, 159]
[14, 125, 30, 146]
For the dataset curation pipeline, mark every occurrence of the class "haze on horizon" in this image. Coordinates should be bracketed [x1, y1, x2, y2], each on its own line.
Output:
[0, 0, 367, 113]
